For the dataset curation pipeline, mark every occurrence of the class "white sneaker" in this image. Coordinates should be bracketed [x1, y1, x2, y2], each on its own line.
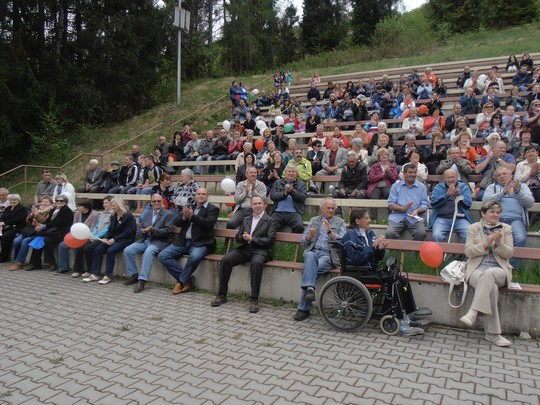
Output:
[81, 272, 91, 278]
[83, 274, 99, 282]
[485, 334, 512, 347]
[72, 272, 81, 278]
[99, 276, 112, 285]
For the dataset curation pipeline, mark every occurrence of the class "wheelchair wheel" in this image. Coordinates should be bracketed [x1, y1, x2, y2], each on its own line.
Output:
[318, 276, 373, 332]
[380, 315, 400, 336]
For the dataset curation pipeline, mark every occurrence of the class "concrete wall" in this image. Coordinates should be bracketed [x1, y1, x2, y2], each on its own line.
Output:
[110, 255, 540, 335]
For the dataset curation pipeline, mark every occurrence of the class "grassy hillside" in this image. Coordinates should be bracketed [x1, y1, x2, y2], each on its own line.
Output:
[84, 24, 540, 159]
[3, 23, 540, 191]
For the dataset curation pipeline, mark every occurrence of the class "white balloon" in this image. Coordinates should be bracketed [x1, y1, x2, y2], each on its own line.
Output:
[275, 116, 284, 126]
[221, 178, 236, 193]
[252, 89, 259, 95]
[256, 120, 267, 130]
[255, 116, 262, 122]
[71, 223, 91, 240]
[222, 120, 231, 131]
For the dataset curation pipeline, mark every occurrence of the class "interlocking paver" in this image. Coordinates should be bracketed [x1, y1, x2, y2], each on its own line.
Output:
[1, 268, 540, 404]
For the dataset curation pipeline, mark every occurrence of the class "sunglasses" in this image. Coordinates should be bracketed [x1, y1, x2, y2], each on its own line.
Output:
[151, 200, 162, 203]
[56, 199, 65, 203]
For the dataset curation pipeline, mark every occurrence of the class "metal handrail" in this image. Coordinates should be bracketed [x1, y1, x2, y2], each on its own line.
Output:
[0, 76, 272, 201]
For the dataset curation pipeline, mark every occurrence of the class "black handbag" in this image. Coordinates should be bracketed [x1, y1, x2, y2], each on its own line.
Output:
[20, 223, 36, 237]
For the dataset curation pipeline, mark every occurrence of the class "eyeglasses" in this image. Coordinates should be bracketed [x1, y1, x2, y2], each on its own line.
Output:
[56, 199, 65, 203]
[151, 200, 162, 204]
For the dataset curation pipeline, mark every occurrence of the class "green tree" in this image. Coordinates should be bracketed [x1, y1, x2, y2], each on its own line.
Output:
[480, 0, 537, 28]
[301, 0, 346, 54]
[426, 0, 481, 33]
[221, 0, 278, 73]
[275, 5, 301, 65]
[350, 0, 399, 44]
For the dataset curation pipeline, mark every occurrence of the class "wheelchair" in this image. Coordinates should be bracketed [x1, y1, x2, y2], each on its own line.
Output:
[318, 243, 432, 334]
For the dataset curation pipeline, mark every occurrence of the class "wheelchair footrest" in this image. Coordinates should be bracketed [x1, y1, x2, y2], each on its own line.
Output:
[412, 307, 433, 318]
[409, 318, 431, 328]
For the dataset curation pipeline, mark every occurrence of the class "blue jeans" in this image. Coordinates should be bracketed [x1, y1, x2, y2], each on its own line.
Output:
[195, 156, 212, 174]
[501, 218, 526, 268]
[58, 241, 91, 272]
[157, 241, 209, 285]
[212, 155, 229, 173]
[15, 236, 36, 264]
[298, 249, 333, 312]
[13, 234, 25, 259]
[431, 217, 470, 242]
[124, 240, 161, 281]
[58, 241, 72, 272]
[91, 240, 132, 276]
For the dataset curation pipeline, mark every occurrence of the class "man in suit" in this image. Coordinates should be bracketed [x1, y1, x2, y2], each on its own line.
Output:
[211, 196, 278, 313]
[158, 188, 219, 294]
[123, 194, 174, 293]
[77, 159, 103, 193]
[315, 138, 347, 176]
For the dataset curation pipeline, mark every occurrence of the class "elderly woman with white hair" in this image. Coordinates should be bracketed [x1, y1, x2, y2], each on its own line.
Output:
[52, 173, 76, 211]
[0, 194, 27, 263]
[78, 159, 103, 193]
[349, 138, 370, 166]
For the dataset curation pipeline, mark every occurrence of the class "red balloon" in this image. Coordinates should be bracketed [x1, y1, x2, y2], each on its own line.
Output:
[225, 193, 235, 208]
[420, 242, 443, 268]
[64, 233, 87, 249]
[254, 139, 264, 150]
[418, 105, 428, 115]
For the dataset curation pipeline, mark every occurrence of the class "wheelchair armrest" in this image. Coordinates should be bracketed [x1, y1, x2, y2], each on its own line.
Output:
[343, 265, 373, 273]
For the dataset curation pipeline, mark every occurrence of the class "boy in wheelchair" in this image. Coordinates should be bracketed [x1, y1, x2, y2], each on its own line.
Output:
[339, 209, 431, 335]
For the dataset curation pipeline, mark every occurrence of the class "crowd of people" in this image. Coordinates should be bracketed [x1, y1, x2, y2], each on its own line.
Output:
[2, 55, 538, 346]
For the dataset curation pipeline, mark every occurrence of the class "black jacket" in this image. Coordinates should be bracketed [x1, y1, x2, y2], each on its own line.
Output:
[338, 162, 368, 192]
[0, 203, 27, 232]
[268, 178, 308, 216]
[40, 205, 74, 238]
[175, 202, 219, 249]
[235, 212, 278, 260]
[106, 212, 136, 243]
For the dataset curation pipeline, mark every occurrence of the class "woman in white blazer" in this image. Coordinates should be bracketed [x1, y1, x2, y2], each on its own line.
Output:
[52, 173, 76, 211]
[461, 200, 514, 347]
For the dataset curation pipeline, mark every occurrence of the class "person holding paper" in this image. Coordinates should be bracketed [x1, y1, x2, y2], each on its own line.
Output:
[385, 163, 429, 241]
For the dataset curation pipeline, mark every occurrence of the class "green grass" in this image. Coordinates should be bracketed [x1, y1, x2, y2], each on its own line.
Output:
[6, 23, 540, 202]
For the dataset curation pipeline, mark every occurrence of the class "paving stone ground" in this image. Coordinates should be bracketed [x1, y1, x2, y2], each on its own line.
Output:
[1, 267, 539, 405]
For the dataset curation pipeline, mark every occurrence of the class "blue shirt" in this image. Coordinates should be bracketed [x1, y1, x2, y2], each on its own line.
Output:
[387, 180, 429, 224]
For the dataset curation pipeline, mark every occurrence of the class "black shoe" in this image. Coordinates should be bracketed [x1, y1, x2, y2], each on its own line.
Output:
[48, 265, 58, 272]
[211, 295, 227, 307]
[53, 270, 69, 275]
[133, 280, 145, 293]
[123, 274, 139, 286]
[293, 310, 310, 321]
[304, 287, 316, 303]
[249, 299, 260, 313]
[25, 265, 42, 271]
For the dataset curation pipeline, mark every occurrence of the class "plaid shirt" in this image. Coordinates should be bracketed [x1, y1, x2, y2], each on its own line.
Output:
[173, 180, 200, 207]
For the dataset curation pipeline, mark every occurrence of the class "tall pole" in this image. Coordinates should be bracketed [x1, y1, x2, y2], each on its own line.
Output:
[176, 28, 181, 105]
